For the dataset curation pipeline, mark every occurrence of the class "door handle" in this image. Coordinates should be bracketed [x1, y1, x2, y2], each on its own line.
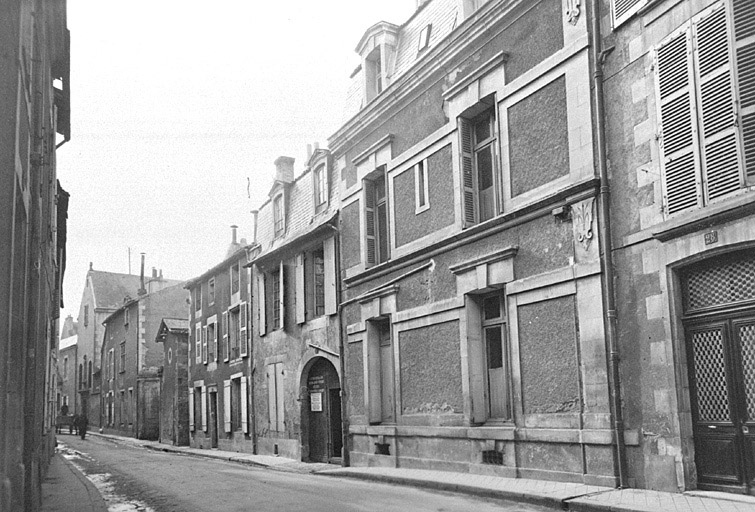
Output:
[743, 425, 750, 434]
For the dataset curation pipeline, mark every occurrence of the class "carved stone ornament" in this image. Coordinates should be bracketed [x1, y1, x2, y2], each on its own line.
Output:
[566, 0, 581, 25]
[573, 198, 594, 251]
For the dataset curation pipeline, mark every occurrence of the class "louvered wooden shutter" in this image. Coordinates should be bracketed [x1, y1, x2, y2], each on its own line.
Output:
[188, 389, 195, 431]
[459, 118, 478, 226]
[222, 311, 229, 362]
[656, 26, 702, 215]
[323, 236, 337, 315]
[694, 4, 743, 204]
[364, 180, 377, 266]
[195, 325, 202, 363]
[201, 386, 207, 431]
[241, 376, 249, 434]
[266, 365, 276, 430]
[278, 262, 285, 330]
[240, 302, 248, 357]
[275, 363, 285, 432]
[223, 380, 232, 433]
[733, 0, 755, 179]
[257, 271, 266, 335]
[295, 253, 305, 324]
[612, 0, 647, 28]
[214, 321, 219, 362]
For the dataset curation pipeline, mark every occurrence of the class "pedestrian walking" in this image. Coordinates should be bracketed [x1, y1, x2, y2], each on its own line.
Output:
[78, 414, 88, 440]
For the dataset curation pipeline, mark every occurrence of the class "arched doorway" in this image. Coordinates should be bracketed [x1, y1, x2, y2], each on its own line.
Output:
[681, 249, 755, 494]
[304, 358, 342, 462]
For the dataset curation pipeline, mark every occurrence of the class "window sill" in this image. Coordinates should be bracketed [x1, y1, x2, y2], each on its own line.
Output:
[651, 190, 755, 242]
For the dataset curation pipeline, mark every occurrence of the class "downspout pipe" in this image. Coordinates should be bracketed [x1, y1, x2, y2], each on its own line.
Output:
[589, 0, 628, 488]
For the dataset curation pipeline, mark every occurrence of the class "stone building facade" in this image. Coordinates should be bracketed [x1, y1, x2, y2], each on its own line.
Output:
[186, 229, 255, 452]
[330, 0, 621, 486]
[0, 0, 71, 509]
[602, 0, 755, 494]
[249, 151, 342, 462]
[156, 318, 190, 446]
[100, 283, 188, 439]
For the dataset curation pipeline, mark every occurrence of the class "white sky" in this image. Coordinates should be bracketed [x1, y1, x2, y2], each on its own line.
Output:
[58, 0, 416, 325]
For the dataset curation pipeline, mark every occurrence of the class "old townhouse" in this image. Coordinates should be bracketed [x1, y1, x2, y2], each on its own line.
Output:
[330, 0, 621, 486]
[100, 280, 188, 439]
[250, 151, 342, 462]
[58, 335, 78, 419]
[0, 0, 70, 509]
[156, 318, 190, 446]
[75, 262, 181, 428]
[186, 228, 255, 452]
[602, 0, 755, 495]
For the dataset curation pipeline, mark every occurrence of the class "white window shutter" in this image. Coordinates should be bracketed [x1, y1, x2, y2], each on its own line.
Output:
[656, 26, 702, 215]
[223, 380, 232, 433]
[364, 180, 377, 266]
[201, 386, 207, 432]
[222, 311, 229, 362]
[258, 271, 266, 336]
[278, 261, 285, 330]
[240, 302, 248, 357]
[693, 4, 743, 203]
[459, 118, 478, 227]
[241, 376, 249, 434]
[295, 253, 306, 324]
[323, 236, 337, 315]
[266, 365, 276, 431]
[276, 363, 285, 432]
[612, 0, 648, 28]
[202, 326, 208, 364]
[188, 389, 195, 431]
[195, 325, 202, 364]
[214, 322, 219, 362]
[734, 0, 755, 179]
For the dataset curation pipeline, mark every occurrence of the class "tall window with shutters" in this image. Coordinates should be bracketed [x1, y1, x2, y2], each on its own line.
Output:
[363, 167, 390, 267]
[655, 1, 755, 217]
[459, 105, 499, 227]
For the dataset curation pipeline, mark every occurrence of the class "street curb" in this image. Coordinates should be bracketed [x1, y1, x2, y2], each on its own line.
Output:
[52, 452, 108, 512]
[140, 443, 270, 469]
[315, 471, 566, 510]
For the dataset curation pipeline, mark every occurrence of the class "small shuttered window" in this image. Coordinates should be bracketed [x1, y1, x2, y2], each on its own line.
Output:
[459, 118, 477, 227]
[656, 2, 750, 217]
[612, 0, 649, 28]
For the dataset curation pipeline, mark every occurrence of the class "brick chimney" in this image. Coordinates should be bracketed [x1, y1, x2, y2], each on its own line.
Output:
[274, 156, 295, 184]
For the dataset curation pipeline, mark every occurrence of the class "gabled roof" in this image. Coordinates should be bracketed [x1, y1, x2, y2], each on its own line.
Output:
[156, 317, 190, 343]
[89, 270, 182, 311]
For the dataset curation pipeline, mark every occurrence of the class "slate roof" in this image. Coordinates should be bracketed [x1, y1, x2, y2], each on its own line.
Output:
[89, 270, 181, 310]
[59, 334, 77, 350]
[161, 318, 189, 333]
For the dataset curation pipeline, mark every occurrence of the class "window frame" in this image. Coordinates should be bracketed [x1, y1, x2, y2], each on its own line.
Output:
[363, 166, 391, 267]
[119, 341, 126, 373]
[418, 24, 432, 52]
[208, 277, 216, 306]
[313, 164, 328, 213]
[273, 192, 286, 237]
[231, 262, 241, 303]
[414, 158, 430, 213]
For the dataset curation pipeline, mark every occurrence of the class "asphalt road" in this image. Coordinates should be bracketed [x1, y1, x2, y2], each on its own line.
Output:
[59, 435, 552, 512]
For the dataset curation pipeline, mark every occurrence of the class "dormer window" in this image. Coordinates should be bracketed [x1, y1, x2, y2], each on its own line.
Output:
[418, 24, 431, 52]
[366, 47, 384, 101]
[273, 193, 285, 237]
[313, 164, 327, 212]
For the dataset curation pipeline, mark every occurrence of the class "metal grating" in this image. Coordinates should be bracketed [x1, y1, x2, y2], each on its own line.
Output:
[692, 328, 731, 422]
[686, 256, 755, 311]
[482, 450, 504, 465]
[740, 324, 755, 420]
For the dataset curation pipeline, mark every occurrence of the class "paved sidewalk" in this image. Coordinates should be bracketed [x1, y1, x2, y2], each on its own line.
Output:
[90, 432, 755, 512]
[40, 448, 107, 512]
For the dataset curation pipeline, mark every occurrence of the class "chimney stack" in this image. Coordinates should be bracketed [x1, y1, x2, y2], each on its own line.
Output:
[274, 156, 295, 184]
[231, 225, 238, 245]
[138, 253, 147, 296]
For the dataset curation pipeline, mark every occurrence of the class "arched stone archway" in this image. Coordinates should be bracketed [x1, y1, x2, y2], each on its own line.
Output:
[301, 357, 342, 462]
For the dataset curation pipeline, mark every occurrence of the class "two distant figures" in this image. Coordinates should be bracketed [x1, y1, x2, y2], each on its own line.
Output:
[57, 405, 88, 439]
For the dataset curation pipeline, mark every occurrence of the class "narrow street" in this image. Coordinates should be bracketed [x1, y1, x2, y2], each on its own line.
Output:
[58, 435, 551, 512]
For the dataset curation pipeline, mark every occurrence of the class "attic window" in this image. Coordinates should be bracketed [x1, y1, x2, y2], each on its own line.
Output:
[418, 24, 432, 52]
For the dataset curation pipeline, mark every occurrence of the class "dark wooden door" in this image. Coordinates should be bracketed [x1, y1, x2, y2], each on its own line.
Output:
[329, 388, 343, 459]
[687, 316, 755, 493]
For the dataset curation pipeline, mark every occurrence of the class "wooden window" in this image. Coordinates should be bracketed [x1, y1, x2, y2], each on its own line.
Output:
[239, 302, 248, 357]
[313, 247, 326, 317]
[272, 269, 281, 329]
[257, 271, 266, 335]
[460, 106, 498, 227]
[656, 2, 751, 216]
[202, 325, 208, 364]
[223, 310, 230, 362]
[414, 159, 429, 212]
[194, 285, 202, 313]
[267, 363, 285, 432]
[195, 324, 202, 364]
[273, 193, 285, 237]
[119, 342, 125, 372]
[124, 307, 129, 326]
[313, 164, 328, 212]
[364, 167, 390, 267]
[207, 321, 217, 362]
[208, 278, 216, 305]
[231, 263, 240, 297]
[418, 24, 432, 51]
